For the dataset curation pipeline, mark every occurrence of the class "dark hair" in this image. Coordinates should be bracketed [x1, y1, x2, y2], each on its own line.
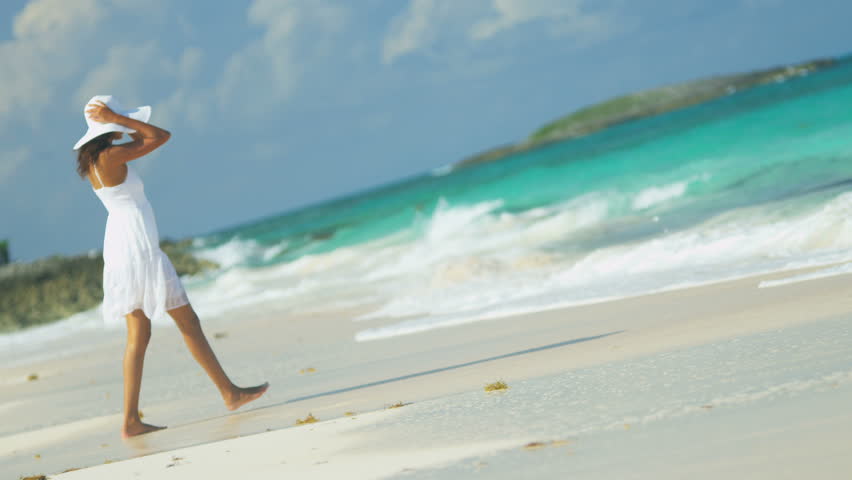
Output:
[76, 132, 114, 178]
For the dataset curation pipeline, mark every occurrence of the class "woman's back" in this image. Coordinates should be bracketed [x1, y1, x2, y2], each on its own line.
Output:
[91, 164, 151, 213]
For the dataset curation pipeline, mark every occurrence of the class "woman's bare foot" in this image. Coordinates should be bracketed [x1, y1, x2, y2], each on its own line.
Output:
[225, 382, 270, 411]
[122, 420, 166, 439]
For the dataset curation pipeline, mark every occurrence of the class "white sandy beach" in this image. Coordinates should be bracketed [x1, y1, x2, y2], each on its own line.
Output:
[3, 267, 852, 479]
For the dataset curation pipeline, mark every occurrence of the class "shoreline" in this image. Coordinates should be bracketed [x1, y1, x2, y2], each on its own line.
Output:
[5, 254, 850, 365]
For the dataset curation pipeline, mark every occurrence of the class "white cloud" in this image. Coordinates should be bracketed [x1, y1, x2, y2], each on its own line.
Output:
[114, 1, 348, 132]
[0, 0, 163, 127]
[214, 0, 348, 117]
[252, 140, 286, 160]
[742, 0, 783, 7]
[383, 0, 444, 64]
[12, 0, 103, 41]
[152, 47, 208, 129]
[362, 111, 393, 132]
[0, 0, 99, 126]
[470, 0, 607, 41]
[0, 147, 31, 186]
[70, 41, 209, 141]
[73, 42, 161, 108]
[176, 46, 204, 82]
[155, 87, 211, 132]
[54, 0, 350, 135]
[382, 0, 616, 64]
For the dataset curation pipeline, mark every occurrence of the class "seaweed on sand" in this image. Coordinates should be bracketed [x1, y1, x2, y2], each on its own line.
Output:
[523, 440, 570, 450]
[295, 413, 318, 425]
[484, 380, 509, 392]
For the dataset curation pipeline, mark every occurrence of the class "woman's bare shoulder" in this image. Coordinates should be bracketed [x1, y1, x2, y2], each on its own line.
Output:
[91, 152, 128, 188]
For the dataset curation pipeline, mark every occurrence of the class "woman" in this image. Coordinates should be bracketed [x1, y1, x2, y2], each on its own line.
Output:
[74, 95, 268, 438]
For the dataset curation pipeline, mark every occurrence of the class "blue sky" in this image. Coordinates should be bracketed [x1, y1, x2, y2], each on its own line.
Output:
[1, 0, 851, 261]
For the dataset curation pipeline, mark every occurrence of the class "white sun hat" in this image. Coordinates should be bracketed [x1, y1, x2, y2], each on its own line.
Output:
[73, 95, 151, 150]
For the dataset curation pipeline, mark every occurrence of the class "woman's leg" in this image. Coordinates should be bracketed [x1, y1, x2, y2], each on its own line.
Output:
[122, 309, 166, 438]
[167, 303, 268, 410]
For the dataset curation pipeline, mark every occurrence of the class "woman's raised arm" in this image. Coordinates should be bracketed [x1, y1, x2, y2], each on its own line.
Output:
[86, 100, 171, 164]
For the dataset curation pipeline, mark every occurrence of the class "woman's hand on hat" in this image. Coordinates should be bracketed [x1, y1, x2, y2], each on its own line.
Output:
[86, 101, 119, 124]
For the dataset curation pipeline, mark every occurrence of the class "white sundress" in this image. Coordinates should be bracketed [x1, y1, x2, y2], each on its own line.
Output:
[92, 164, 189, 322]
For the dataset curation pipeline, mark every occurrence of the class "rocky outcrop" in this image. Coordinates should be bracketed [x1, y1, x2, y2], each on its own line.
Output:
[0, 239, 218, 333]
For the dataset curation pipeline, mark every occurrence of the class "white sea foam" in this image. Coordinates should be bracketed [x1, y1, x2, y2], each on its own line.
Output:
[180, 190, 852, 339]
[758, 261, 852, 288]
[354, 191, 852, 340]
[431, 164, 454, 176]
[10, 188, 852, 348]
[194, 237, 289, 269]
[519, 193, 610, 244]
[632, 181, 688, 210]
[0, 307, 108, 366]
[427, 198, 504, 243]
[631, 173, 710, 211]
[354, 272, 754, 342]
[0, 307, 103, 350]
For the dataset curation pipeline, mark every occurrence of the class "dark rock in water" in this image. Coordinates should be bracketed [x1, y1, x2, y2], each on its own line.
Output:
[0, 239, 218, 333]
[0, 254, 104, 332]
[310, 229, 335, 241]
[159, 238, 220, 275]
[454, 57, 838, 170]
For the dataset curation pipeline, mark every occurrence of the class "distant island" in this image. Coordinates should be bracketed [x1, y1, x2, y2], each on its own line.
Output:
[454, 57, 838, 170]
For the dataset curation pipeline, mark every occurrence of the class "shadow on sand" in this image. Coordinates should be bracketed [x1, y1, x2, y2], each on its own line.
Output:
[280, 330, 623, 405]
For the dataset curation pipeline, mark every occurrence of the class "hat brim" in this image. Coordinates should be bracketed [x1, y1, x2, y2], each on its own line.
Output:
[73, 105, 151, 150]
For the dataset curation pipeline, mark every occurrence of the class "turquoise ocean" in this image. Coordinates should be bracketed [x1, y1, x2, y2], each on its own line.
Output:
[7, 57, 852, 350]
[178, 56, 852, 341]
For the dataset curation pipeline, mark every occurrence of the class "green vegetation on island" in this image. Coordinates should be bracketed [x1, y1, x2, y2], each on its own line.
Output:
[0, 239, 218, 333]
[455, 58, 837, 169]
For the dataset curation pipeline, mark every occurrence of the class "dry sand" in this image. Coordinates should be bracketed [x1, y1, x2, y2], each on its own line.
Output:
[3, 267, 852, 479]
